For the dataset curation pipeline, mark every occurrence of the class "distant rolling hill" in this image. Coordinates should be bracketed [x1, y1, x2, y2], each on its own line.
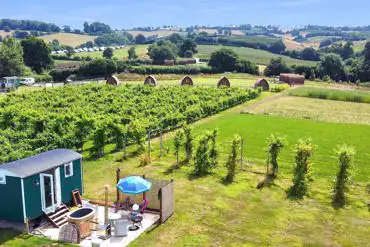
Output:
[40, 33, 96, 47]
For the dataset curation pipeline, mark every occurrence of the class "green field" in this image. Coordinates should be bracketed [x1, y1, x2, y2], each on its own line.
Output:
[289, 86, 370, 103]
[245, 95, 370, 125]
[75, 45, 149, 59]
[197, 45, 317, 66]
[2, 86, 370, 246]
[78, 93, 370, 246]
[40, 33, 96, 47]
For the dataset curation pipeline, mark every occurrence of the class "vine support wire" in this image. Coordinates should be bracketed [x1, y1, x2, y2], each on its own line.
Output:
[123, 131, 127, 159]
[148, 128, 151, 162]
[240, 138, 244, 169]
[160, 129, 163, 158]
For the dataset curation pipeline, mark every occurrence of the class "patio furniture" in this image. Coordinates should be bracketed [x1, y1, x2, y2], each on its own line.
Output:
[115, 219, 129, 237]
[92, 224, 112, 240]
[108, 212, 122, 228]
[116, 176, 152, 195]
[129, 209, 143, 231]
[139, 198, 149, 214]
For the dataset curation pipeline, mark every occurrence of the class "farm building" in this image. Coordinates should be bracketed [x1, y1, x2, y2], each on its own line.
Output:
[181, 76, 194, 86]
[144, 75, 158, 86]
[217, 76, 231, 88]
[279, 73, 305, 85]
[255, 79, 270, 91]
[0, 149, 83, 223]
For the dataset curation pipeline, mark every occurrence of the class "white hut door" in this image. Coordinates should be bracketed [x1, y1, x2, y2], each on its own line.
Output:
[54, 167, 62, 205]
[40, 174, 55, 213]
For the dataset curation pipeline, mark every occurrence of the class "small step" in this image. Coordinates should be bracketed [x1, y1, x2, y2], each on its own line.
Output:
[56, 218, 68, 227]
[49, 208, 69, 219]
[53, 214, 67, 224]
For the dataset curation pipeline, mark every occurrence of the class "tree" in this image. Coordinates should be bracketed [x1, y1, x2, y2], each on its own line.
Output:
[168, 33, 183, 45]
[264, 57, 291, 76]
[333, 145, 355, 207]
[208, 48, 239, 72]
[288, 139, 316, 198]
[135, 34, 146, 44]
[147, 41, 178, 64]
[301, 47, 320, 61]
[183, 125, 193, 162]
[95, 33, 131, 46]
[62, 25, 72, 33]
[128, 47, 138, 60]
[103, 47, 114, 59]
[236, 59, 259, 75]
[65, 46, 75, 58]
[266, 134, 286, 178]
[207, 129, 218, 168]
[318, 53, 346, 81]
[341, 42, 354, 60]
[179, 39, 197, 57]
[21, 37, 53, 74]
[173, 130, 184, 163]
[268, 40, 286, 54]
[0, 37, 25, 77]
[83, 22, 90, 33]
[225, 135, 241, 183]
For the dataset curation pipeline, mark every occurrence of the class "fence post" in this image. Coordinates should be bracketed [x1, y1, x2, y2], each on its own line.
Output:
[240, 138, 244, 169]
[123, 131, 127, 159]
[25, 217, 29, 234]
[142, 175, 146, 200]
[160, 129, 163, 158]
[148, 129, 151, 162]
[104, 185, 109, 225]
[116, 169, 121, 209]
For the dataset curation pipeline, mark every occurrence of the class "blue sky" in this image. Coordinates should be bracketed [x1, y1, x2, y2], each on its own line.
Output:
[2, 0, 369, 29]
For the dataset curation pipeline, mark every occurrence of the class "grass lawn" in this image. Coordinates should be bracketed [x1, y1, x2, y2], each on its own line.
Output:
[0, 229, 73, 247]
[40, 33, 96, 47]
[76, 45, 149, 59]
[197, 45, 318, 67]
[289, 86, 370, 103]
[244, 95, 370, 125]
[80, 92, 370, 246]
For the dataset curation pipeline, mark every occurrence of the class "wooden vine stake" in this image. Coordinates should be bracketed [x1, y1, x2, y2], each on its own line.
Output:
[104, 185, 109, 225]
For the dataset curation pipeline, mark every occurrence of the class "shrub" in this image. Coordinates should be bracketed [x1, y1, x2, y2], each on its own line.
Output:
[194, 130, 218, 176]
[333, 145, 355, 207]
[288, 138, 316, 198]
[50, 69, 78, 82]
[34, 74, 52, 83]
[225, 135, 241, 183]
[270, 84, 290, 93]
[183, 125, 193, 162]
[266, 134, 286, 178]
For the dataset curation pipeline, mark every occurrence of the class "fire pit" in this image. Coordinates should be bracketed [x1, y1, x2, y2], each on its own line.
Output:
[67, 208, 95, 239]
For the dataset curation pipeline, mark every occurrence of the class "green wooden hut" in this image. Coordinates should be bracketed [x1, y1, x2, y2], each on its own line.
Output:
[0, 149, 83, 223]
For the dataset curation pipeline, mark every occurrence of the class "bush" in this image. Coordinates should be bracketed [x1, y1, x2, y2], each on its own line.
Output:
[266, 134, 286, 178]
[333, 145, 355, 207]
[225, 135, 241, 183]
[50, 69, 78, 82]
[34, 74, 52, 83]
[129, 65, 214, 75]
[270, 84, 290, 92]
[264, 57, 292, 76]
[183, 125, 193, 162]
[288, 139, 316, 198]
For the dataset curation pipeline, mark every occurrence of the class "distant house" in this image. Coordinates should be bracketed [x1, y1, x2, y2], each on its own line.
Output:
[0, 149, 83, 223]
[51, 51, 57, 55]
[88, 48, 94, 52]
[83, 48, 88, 52]
[74, 49, 80, 53]
[1, 77, 20, 92]
[93, 47, 99, 51]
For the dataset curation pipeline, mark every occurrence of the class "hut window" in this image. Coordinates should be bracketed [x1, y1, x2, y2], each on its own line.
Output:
[0, 175, 6, 184]
[64, 162, 73, 178]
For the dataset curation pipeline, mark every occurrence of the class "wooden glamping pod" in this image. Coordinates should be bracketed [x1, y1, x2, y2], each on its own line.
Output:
[279, 73, 305, 86]
[254, 79, 270, 91]
[180, 75, 194, 86]
[144, 75, 158, 87]
[217, 76, 231, 88]
[106, 76, 120, 86]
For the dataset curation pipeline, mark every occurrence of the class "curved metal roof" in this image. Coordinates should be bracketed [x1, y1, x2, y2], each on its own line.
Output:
[0, 149, 82, 178]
